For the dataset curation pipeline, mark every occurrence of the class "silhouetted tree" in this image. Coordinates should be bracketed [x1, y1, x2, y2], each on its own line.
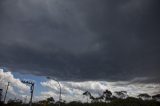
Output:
[83, 91, 104, 103]
[47, 97, 55, 104]
[103, 89, 112, 102]
[95, 93, 105, 102]
[152, 94, 160, 101]
[138, 93, 151, 100]
[91, 95, 104, 103]
[37, 100, 46, 105]
[115, 91, 128, 99]
[7, 99, 22, 106]
[37, 97, 54, 105]
[83, 91, 91, 103]
[69, 100, 82, 105]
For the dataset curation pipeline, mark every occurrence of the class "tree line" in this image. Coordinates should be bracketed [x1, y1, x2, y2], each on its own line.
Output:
[0, 89, 160, 106]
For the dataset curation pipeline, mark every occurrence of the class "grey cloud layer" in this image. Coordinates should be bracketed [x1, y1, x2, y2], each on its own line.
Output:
[0, 0, 160, 81]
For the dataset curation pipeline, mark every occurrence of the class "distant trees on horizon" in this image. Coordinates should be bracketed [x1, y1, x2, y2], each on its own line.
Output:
[0, 88, 160, 106]
[83, 89, 160, 103]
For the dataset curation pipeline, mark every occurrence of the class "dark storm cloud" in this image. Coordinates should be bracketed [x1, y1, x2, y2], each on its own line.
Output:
[0, 0, 160, 82]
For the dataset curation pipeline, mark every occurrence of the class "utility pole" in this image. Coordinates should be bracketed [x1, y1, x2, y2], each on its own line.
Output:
[3, 82, 10, 103]
[30, 83, 34, 106]
[55, 79, 61, 106]
[0, 89, 3, 102]
[21, 80, 34, 106]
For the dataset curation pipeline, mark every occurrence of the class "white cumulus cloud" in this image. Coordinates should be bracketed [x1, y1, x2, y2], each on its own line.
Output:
[0, 69, 30, 101]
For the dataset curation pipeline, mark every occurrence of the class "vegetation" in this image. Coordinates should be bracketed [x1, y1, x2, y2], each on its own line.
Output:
[137, 93, 151, 100]
[0, 98, 160, 106]
[0, 89, 160, 106]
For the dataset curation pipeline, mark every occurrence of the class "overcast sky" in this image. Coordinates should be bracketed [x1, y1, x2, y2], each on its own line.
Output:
[0, 0, 160, 102]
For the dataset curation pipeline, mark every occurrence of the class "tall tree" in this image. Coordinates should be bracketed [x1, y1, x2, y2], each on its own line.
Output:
[47, 97, 55, 104]
[138, 93, 151, 100]
[83, 91, 104, 103]
[103, 89, 112, 102]
[83, 91, 92, 103]
[152, 94, 160, 101]
[115, 91, 128, 99]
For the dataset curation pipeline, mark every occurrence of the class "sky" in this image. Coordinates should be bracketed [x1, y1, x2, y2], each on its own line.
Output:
[0, 0, 160, 103]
